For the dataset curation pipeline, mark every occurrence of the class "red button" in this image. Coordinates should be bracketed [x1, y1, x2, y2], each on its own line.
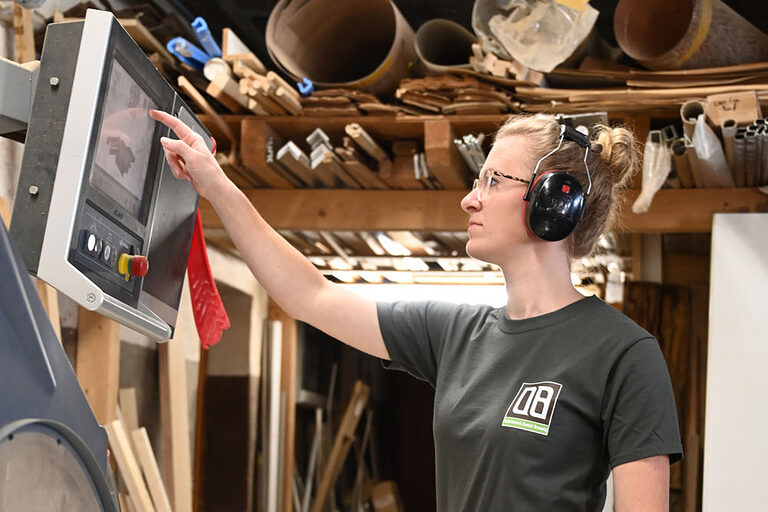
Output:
[129, 256, 149, 277]
[561, 184, 571, 193]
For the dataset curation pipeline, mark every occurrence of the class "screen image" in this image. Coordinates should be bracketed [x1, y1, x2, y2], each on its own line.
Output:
[90, 59, 158, 219]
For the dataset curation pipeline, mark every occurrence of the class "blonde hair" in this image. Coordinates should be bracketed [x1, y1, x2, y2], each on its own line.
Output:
[495, 114, 640, 258]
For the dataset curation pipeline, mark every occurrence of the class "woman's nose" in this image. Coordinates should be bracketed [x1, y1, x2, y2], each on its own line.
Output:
[461, 187, 481, 212]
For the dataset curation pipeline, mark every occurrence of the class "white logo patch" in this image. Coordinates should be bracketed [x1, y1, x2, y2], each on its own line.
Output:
[501, 381, 562, 436]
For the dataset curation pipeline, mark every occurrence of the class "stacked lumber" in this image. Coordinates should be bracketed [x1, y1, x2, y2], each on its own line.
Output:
[396, 75, 517, 115]
[202, 56, 303, 116]
[301, 89, 387, 116]
[517, 58, 768, 114]
[108, 390, 173, 512]
[267, 125, 442, 190]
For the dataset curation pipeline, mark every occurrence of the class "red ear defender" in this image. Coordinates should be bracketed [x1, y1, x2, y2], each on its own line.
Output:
[522, 125, 592, 242]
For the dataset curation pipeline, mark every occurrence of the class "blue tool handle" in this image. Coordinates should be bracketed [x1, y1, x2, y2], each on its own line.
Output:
[192, 17, 222, 58]
[297, 77, 314, 96]
[166, 37, 209, 70]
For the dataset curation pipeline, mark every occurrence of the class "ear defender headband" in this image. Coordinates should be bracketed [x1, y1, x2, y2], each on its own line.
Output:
[522, 124, 592, 242]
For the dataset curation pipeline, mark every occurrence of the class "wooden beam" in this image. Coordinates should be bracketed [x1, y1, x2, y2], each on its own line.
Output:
[158, 293, 193, 512]
[76, 309, 121, 425]
[424, 119, 470, 189]
[269, 301, 298, 512]
[310, 381, 370, 512]
[200, 188, 768, 233]
[13, 4, 35, 64]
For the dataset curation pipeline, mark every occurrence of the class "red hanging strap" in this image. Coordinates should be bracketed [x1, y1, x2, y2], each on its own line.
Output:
[187, 209, 230, 349]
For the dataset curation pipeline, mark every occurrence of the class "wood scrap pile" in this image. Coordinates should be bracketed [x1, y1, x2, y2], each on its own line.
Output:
[300, 88, 390, 116]
[515, 58, 768, 115]
[108, 389, 173, 512]
[396, 75, 518, 115]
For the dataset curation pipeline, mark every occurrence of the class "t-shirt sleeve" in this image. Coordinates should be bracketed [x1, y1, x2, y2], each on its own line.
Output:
[377, 300, 459, 387]
[602, 337, 684, 468]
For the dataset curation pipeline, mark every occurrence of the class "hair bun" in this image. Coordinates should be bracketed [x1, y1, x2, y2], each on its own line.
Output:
[594, 125, 639, 188]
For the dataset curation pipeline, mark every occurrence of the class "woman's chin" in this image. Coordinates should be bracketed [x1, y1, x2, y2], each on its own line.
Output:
[465, 242, 493, 265]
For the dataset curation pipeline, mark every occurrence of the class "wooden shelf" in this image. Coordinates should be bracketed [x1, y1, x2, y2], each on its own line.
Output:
[194, 114, 768, 235]
[200, 188, 768, 234]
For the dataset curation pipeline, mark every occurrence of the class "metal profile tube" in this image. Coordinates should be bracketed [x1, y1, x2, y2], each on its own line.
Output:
[756, 126, 766, 187]
[720, 119, 737, 180]
[760, 127, 768, 186]
[733, 131, 747, 187]
[744, 130, 758, 187]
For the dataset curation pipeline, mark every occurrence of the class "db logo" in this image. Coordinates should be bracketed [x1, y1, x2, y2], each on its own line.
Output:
[502, 381, 563, 436]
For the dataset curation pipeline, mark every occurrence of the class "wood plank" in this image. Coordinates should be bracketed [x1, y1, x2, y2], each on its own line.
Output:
[200, 188, 768, 233]
[158, 293, 193, 512]
[76, 309, 121, 425]
[310, 380, 370, 512]
[0, 196, 9, 226]
[240, 120, 295, 188]
[269, 301, 298, 512]
[120, 18, 174, 65]
[106, 420, 156, 512]
[119, 388, 140, 435]
[132, 427, 173, 512]
[424, 119, 471, 190]
[13, 4, 35, 64]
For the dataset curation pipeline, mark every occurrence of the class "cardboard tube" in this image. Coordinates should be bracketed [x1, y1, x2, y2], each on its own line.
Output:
[614, 0, 768, 70]
[685, 139, 705, 188]
[265, 0, 417, 97]
[415, 19, 477, 74]
[680, 100, 705, 141]
[672, 139, 695, 188]
[733, 131, 746, 187]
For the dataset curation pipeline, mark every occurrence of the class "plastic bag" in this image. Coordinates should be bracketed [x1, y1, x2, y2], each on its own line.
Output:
[692, 114, 736, 188]
[632, 131, 672, 214]
[473, 0, 598, 73]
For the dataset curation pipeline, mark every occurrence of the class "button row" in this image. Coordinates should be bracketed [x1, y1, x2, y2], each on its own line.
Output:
[83, 230, 113, 264]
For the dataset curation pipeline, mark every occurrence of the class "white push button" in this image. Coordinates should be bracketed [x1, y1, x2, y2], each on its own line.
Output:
[102, 244, 111, 262]
[87, 233, 96, 252]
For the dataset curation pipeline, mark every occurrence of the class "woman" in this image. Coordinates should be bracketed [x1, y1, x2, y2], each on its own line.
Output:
[151, 110, 682, 511]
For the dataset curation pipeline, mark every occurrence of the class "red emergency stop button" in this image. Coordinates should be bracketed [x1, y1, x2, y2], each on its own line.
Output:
[130, 256, 149, 277]
[118, 253, 149, 281]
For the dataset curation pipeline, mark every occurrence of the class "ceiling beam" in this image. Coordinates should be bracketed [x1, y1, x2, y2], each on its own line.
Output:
[199, 188, 768, 233]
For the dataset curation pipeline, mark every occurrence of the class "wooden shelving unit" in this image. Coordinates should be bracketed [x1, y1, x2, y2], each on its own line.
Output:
[199, 114, 768, 235]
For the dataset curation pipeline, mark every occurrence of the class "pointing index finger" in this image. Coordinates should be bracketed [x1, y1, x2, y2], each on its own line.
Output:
[150, 109, 202, 146]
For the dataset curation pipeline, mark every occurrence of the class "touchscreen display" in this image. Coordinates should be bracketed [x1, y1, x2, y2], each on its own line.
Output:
[90, 59, 158, 219]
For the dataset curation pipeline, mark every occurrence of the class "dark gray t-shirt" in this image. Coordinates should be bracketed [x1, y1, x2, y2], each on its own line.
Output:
[377, 295, 682, 511]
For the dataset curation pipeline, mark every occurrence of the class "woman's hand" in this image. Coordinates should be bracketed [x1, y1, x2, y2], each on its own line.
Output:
[149, 109, 233, 199]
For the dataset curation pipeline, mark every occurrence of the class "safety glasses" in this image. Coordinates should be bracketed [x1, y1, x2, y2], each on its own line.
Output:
[471, 168, 530, 201]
